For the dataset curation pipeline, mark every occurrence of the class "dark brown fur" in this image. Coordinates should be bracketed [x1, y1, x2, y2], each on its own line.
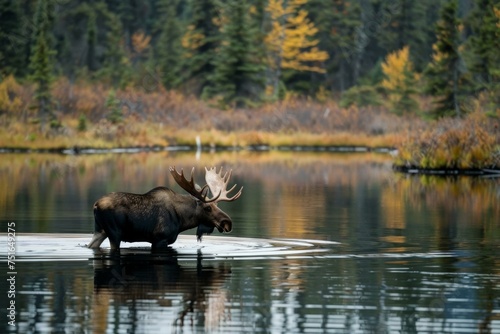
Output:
[88, 187, 233, 250]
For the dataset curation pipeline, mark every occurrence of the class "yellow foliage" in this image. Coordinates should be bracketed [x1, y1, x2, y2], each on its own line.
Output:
[0, 75, 23, 114]
[315, 85, 329, 102]
[131, 31, 151, 55]
[381, 46, 415, 92]
[429, 42, 447, 64]
[381, 46, 419, 114]
[265, 0, 328, 73]
[181, 25, 205, 58]
[494, 6, 500, 28]
[265, 85, 275, 97]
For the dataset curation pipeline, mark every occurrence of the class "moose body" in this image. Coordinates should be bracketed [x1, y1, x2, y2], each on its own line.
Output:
[88, 167, 242, 250]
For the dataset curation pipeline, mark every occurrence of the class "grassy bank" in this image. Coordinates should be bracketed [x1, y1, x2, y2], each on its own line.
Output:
[1, 77, 500, 171]
[0, 120, 402, 151]
[0, 77, 414, 150]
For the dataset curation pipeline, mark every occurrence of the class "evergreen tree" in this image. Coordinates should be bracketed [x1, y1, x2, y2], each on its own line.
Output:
[53, 1, 91, 78]
[208, 0, 265, 106]
[55, 2, 122, 80]
[464, 0, 500, 93]
[0, 0, 25, 76]
[29, 0, 56, 130]
[375, 0, 438, 71]
[98, 10, 130, 88]
[105, 89, 123, 124]
[424, 0, 464, 118]
[86, 9, 98, 72]
[182, 0, 220, 95]
[313, 0, 363, 92]
[30, 0, 56, 50]
[106, 0, 150, 52]
[157, 0, 183, 90]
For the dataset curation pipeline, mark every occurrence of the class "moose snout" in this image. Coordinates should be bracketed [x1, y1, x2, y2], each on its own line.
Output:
[219, 219, 232, 233]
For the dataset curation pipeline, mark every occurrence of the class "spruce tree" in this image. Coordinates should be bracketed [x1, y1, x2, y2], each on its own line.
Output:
[98, 11, 130, 88]
[209, 0, 265, 106]
[86, 10, 97, 72]
[157, 0, 183, 90]
[313, 0, 362, 91]
[465, 0, 500, 95]
[182, 0, 220, 95]
[0, 0, 25, 76]
[29, 0, 56, 130]
[424, 0, 464, 118]
[375, 0, 437, 72]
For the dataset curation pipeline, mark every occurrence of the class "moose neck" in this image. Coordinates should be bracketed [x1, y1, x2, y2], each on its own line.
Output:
[174, 194, 202, 232]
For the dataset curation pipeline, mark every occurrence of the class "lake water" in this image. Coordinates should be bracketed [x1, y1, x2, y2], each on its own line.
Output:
[1, 151, 500, 333]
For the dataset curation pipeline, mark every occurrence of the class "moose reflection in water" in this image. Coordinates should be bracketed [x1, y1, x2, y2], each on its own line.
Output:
[88, 166, 243, 250]
[92, 249, 232, 332]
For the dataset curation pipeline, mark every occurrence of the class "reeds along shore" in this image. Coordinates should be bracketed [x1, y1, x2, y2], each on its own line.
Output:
[0, 77, 499, 170]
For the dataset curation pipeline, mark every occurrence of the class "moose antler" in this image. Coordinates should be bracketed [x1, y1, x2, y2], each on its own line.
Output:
[169, 166, 221, 203]
[205, 166, 243, 202]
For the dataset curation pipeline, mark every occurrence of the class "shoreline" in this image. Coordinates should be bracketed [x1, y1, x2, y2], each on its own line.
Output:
[392, 165, 500, 176]
[3, 144, 499, 175]
[0, 144, 395, 155]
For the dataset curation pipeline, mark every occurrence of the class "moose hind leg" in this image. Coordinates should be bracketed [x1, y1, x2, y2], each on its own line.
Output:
[108, 237, 121, 250]
[88, 231, 107, 248]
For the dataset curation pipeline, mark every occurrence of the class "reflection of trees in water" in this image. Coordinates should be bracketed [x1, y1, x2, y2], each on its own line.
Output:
[4, 151, 499, 243]
[0, 151, 393, 194]
[11, 255, 232, 333]
[379, 175, 500, 332]
[4, 152, 500, 332]
[0, 151, 393, 234]
[92, 251, 232, 333]
[394, 175, 500, 239]
[378, 174, 500, 278]
[2, 151, 499, 241]
[9, 262, 95, 333]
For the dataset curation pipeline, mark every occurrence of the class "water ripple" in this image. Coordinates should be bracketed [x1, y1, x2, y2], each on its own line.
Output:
[0, 233, 459, 262]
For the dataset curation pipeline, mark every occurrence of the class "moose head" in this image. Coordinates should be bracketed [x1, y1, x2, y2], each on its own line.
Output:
[88, 166, 243, 250]
[169, 166, 243, 239]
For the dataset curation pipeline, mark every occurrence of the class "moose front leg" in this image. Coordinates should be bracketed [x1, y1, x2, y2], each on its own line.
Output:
[88, 231, 108, 248]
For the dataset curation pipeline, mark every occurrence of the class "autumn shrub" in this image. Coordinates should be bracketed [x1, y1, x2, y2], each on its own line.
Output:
[0, 75, 33, 117]
[1, 77, 421, 150]
[395, 113, 500, 169]
[476, 88, 500, 117]
[91, 119, 118, 142]
[0, 75, 22, 114]
[52, 78, 108, 120]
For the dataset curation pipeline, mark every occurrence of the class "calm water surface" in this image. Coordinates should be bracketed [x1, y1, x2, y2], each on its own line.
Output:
[1, 151, 499, 333]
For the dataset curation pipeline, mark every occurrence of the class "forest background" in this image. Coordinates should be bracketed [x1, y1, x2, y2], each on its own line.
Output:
[0, 0, 499, 169]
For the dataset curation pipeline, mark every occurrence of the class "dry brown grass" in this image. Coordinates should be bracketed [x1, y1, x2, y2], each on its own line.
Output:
[0, 77, 415, 150]
[2, 76, 500, 171]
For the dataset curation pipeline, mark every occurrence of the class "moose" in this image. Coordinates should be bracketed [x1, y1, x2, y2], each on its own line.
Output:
[87, 166, 243, 250]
